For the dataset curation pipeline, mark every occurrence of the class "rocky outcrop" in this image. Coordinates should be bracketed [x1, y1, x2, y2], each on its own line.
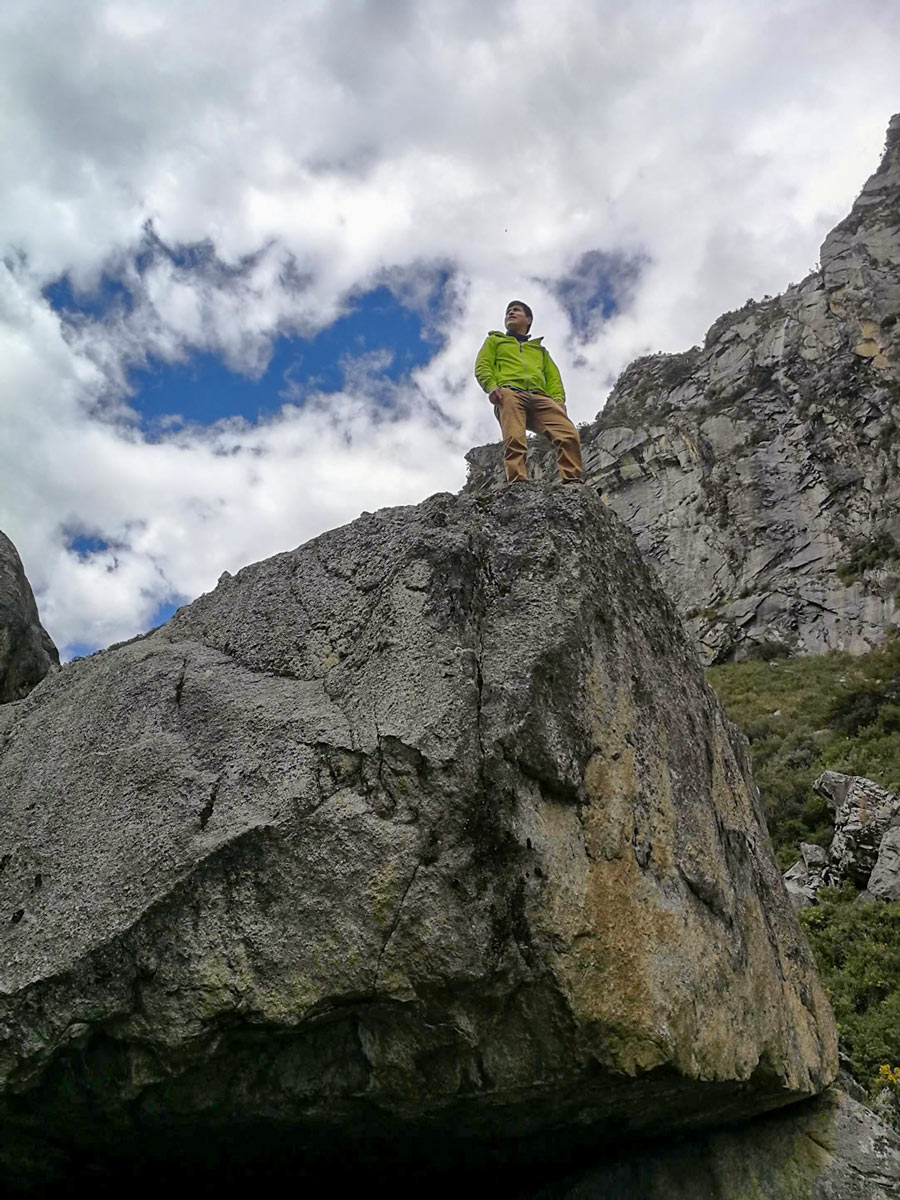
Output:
[867, 827, 900, 900]
[0, 486, 835, 1188]
[820, 770, 900, 887]
[466, 114, 900, 665]
[534, 1088, 900, 1200]
[0, 530, 58, 704]
[783, 841, 830, 908]
[783, 771, 900, 905]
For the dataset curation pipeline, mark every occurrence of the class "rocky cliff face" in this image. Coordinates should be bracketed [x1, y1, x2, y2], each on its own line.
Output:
[0, 530, 58, 704]
[466, 115, 900, 665]
[0, 486, 835, 1188]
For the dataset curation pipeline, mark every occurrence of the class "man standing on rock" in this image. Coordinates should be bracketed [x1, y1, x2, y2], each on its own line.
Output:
[474, 301, 584, 484]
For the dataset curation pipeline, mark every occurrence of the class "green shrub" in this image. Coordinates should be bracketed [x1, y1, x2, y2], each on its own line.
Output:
[825, 635, 900, 739]
[836, 531, 899, 585]
[707, 646, 900, 1106]
[801, 890, 900, 1105]
[742, 639, 792, 662]
[709, 653, 854, 866]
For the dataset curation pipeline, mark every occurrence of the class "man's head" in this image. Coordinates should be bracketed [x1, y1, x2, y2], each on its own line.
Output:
[505, 301, 533, 336]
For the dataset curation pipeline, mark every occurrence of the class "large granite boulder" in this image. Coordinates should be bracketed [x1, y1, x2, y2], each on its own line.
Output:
[0, 530, 58, 704]
[466, 114, 900, 664]
[0, 486, 836, 1187]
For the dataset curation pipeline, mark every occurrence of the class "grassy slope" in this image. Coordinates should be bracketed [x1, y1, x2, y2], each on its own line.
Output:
[709, 638, 900, 870]
[707, 639, 900, 1107]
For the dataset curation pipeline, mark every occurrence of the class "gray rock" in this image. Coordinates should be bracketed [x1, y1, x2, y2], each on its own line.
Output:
[801, 842, 829, 869]
[466, 114, 900, 665]
[783, 842, 830, 909]
[531, 1088, 900, 1200]
[0, 530, 58, 704]
[815, 770, 900, 887]
[0, 486, 836, 1187]
[867, 826, 900, 900]
[783, 773, 900, 902]
[784, 842, 830, 909]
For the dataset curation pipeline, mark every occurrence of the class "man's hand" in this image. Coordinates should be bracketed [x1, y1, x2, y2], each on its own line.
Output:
[488, 387, 503, 404]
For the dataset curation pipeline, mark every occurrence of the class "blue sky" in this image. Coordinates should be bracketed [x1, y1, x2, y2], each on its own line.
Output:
[46, 275, 446, 428]
[2, 0, 898, 660]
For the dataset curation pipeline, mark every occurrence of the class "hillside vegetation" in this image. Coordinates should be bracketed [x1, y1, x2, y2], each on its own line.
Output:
[708, 639, 900, 1113]
[708, 636, 900, 870]
[801, 886, 900, 1105]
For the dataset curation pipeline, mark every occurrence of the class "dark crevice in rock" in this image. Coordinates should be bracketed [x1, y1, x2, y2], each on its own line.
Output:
[372, 713, 398, 816]
[173, 657, 187, 707]
[373, 860, 421, 990]
[198, 777, 220, 829]
[677, 865, 731, 926]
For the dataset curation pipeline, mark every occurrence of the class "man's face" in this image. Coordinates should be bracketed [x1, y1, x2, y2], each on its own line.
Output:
[505, 304, 531, 336]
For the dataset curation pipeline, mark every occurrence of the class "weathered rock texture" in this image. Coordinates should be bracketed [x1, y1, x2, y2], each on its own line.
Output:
[534, 1088, 900, 1200]
[868, 827, 900, 900]
[0, 487, 835, 1186]
[466, 114, 900, 664]
[820, 770, 900, 888]
[0, 531, 58, 704]
[784, 771, 900, 905]
[783, 841, 831, 909]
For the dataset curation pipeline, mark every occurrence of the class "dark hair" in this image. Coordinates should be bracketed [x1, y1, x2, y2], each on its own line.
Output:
[506, 300, 533, 326]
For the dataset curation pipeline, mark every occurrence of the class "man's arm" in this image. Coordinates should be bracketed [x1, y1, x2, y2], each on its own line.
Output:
[474, 336, 497, 394]
[542, 350, 566, 404]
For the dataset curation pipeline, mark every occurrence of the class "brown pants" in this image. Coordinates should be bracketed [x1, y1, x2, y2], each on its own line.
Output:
[493, 387, 584, 483]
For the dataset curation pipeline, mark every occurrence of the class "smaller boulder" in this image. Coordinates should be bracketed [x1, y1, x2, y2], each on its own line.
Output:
[801, 842, 829, 869]
[783, 841, 829, 908]
[0, 531, 58, 704]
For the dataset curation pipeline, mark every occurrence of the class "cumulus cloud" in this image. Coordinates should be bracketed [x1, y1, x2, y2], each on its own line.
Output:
[1, 0, 899, 655]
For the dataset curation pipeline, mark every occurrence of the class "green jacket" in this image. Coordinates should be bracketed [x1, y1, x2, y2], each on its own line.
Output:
[474, 331, 566, 404]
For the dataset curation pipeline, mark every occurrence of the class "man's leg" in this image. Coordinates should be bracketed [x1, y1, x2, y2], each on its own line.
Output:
[528, 393, 584, 481]
[493, 387, 529, 482]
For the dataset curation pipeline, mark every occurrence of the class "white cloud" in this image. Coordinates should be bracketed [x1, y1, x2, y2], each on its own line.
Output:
[1, 0, 898, 656]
